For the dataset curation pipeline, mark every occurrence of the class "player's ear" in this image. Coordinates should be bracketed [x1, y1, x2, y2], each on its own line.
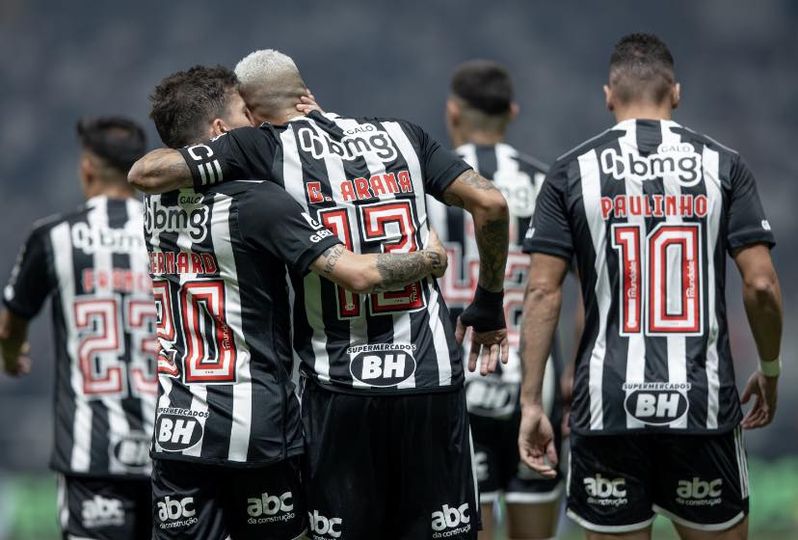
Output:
[671, 82, 681, 110]
[210, 118, 227, 138]
[446, 98, 461, 125]
[603, 84, 614, 112]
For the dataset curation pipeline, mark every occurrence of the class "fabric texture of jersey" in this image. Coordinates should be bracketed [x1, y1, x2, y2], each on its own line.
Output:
[300, 379, 480, 540]
[524, 119, 776, 434]
[4, 196, 156, 477]
[179, 111, 471, 395]
[567, 428, 749, 533]
[144, 181, 340, 466]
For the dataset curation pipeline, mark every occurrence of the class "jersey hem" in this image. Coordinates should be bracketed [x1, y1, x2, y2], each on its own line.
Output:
[150, 444, 303, 468]
[570, 422, 742, 437]
[49, 467, 151, 481]
[307, 377, 464, 396]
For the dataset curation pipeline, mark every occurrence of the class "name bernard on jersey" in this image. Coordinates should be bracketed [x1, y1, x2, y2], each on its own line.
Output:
[154, 407, 207, 452]
[623, 382, 691, 425]
[347, 343, 417, 387]
[145, 197, 208, 243]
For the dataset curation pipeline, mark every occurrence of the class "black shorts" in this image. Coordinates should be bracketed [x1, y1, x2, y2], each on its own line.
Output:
[56, 474, 151, 540]
[567, 427, 749, 534]
[301, 380, 480, 540]
[151, 457, 306, 540]
[470, 409, 563, 506]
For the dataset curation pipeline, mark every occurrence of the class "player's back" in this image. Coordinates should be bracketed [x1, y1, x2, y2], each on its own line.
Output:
[144, 180, 342, 465]
[526, 118, 775, 434]
[4, 196, 156, 476]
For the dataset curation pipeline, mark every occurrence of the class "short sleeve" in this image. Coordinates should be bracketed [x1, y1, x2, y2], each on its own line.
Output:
[178, 126, 276, 191]
[404, 122, 471, 200]
[522, 161, 573, 260]
[726, 155, 775, 253]
[237, 183, 342, 275]
[3, 226, 55, 319]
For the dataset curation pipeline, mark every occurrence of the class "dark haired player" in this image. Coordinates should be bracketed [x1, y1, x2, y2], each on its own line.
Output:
[519, 33, 782, 540]
[142, 64, 449, 540]
[1, 118, 154, 540]
[428, 59, 566, 539]
[131, 50, 512, 540]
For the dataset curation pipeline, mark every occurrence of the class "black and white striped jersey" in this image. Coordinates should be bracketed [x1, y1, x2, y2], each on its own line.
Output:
[3, 196, 156, 477]
[179, 111, 470, 395]
[427, 143, 561, 419]
[144, 181, 341, 466]
[525, 119, 775, 434]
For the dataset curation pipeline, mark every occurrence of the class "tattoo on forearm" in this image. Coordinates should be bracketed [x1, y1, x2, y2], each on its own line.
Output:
[320, 244, 345, 275]
[442, 170, 497, 207]
[477, 217, 509, 290]
[374, 251, 439, 292]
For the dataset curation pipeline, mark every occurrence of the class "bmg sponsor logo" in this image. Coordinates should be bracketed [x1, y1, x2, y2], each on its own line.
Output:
[156, 496, 198, 529]
[246, 491, 296, 525]
[297, 125, 398, 162]
[583, 474, 628, 507]
[431, 503, 471, 538]
[307, 510, 342, 539]
[599, 144, 702, 187]
[155, 413, 204, 452]
[144, 197, 209, 243]
[81, 495, 125, 528]
[676, 478, 722, 507]
[623, 382, 690, 425]
[349, 349, 416, 387]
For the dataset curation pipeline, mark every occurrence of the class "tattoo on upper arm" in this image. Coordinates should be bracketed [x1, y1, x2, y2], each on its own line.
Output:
[320, 244, 345, 275]
[442, 170, 498, 207]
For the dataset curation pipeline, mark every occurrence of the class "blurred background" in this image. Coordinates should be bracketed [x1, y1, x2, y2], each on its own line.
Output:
[1, 0, 796, 538]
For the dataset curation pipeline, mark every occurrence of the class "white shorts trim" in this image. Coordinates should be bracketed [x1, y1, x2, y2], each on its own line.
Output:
[653, 504, 746, 532]
[479, 491, 500, 503]
[505, 482, 564, 504]
[566, 508, 655, 534]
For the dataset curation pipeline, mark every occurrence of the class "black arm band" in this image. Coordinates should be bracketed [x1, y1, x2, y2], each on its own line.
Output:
[459, 286, 505, 332]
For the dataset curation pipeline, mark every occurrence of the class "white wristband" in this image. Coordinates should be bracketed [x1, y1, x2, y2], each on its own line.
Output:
[759, 356, 781, 377]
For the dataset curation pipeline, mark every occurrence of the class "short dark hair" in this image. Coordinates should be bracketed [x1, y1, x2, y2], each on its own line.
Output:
[149, 65, 239, 148]
[609, 33, 675, 104]
[76, 116, 147, 173]
[451, 60, 514, 115]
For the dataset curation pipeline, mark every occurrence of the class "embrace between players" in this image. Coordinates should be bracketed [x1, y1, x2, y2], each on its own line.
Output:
[1, 33, 783, 540]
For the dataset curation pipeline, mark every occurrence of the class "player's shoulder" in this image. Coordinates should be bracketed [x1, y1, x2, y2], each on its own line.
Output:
[497, 143, 550, 174]
[548, 127, 623, 179]
[28, 201, 92, 236]
[670, 123, 740, 158]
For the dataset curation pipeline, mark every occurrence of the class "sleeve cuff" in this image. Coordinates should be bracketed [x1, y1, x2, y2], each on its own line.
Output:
[294, 236, 343, 276]
[727, 230, 776, 254]
[3, 297, 37, 320]
[177, 147, 206, 191]
[522, 238, 573, 260]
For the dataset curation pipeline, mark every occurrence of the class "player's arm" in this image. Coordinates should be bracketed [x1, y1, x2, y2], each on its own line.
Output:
[309, 230, 447, 294]
[1, 227, 54, 376]
[129, 127, 273, 194]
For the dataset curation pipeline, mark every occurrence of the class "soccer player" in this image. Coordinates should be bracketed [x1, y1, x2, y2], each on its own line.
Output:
[428, 59, 564, 539]
[518, 33, 782, 540]
[143, 64, 449, 540]
[1, 118, 154, 540]
[130, 50, 512, 540]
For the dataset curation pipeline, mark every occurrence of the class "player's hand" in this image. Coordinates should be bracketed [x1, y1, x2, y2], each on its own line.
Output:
[740, 370, 778, 429]
[296, 90, 323, 114]
[518, 404, 558, 478]
[2, 342, 31, 377]
[426, 230, 448, 278]
[456, 318, 509, 375]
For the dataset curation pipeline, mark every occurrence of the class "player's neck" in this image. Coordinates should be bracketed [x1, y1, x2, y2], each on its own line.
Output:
[613, 103, 673, 123]
[86, 182, 134, 200]
[455, 129, 505, 148]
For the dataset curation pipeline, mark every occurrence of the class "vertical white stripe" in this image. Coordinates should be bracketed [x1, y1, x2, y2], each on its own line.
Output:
[125, 198, 156, 443]
[495, 143, 523, 243]
[280, 127, 333, 383]
[702, 147, 722, 429]
[384, 121, 452, 385]
[210, 195, 253, 462]
[579, 150, 609, 430]
[89, 198, 132, 474]
[467, 423, 480, 507]
[660, 122, 688, 429]
[57, 473, 69, 529]
[619, 124, 646, 430]
[51, 222, 92, 472]
[457, 143, 479, 170]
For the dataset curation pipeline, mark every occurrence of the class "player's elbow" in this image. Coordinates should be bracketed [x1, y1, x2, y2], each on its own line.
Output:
[744, 272, 779, 303]
[128, 159, 155, 193]
[471, 189, 509, 221]
[337, 269, 376, 295]
[526, 277, 562, 307]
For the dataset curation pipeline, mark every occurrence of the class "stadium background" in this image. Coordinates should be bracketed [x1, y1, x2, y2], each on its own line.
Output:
[0, 0, 795, 538]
